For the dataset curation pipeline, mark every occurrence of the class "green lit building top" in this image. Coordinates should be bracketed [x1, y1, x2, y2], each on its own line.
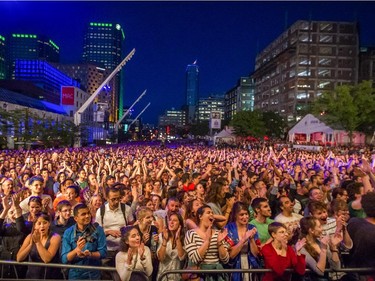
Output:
[7, 33, 60, 79]
[82, 22, 125, 122]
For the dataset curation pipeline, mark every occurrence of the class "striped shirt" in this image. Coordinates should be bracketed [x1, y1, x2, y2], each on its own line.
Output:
[184, 229, 229, 265]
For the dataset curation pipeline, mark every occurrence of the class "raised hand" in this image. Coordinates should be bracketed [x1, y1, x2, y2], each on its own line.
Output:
[330, 232, 343, 248]
[138, 242, 145, 258]
[143, 232, 150, 244]
[295, 238, 307, 253]
[320, 235, 330, 249]
[127, 247, 133, 265]
[217, 228, 228, 245]
[175, 226, 181, 241]
[244, 228, 257, 240]
[2, 195, 11, 210]
[32, 229, 41, 244]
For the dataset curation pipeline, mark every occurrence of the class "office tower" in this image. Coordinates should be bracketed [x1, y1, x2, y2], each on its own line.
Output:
[0, 35, 5, 79]
[196, 95, 225, 123]
[82, 22, 124, 122]
[7, 33, 60, 79]
[252, 20, 358, 123]
[14, 59, 79, 105]
[55, 63, 106, 101]
[185, 61, 199, 123]
[358, 47, 375, 85]
[224, 77, 255, 121]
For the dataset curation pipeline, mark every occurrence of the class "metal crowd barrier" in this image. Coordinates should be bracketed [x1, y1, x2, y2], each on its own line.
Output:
[0, 260, 117, 280]
[157, 267, 375, 281]
[0, 260, 374, 281]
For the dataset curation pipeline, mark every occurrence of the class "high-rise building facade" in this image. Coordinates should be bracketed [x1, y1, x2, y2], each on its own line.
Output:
[158, 108, 187, 128]
[7, 33, 60, 79]
[0, 35, 5, 80]
[14, 60, 80, 105]
[358, 46, 375, 84]
[224, 77, 255, 121]
[252, 20, 358, 123]
[185, 62, 199, 123]
[196, 95, 225, 122]
[82, 22, 124, 122]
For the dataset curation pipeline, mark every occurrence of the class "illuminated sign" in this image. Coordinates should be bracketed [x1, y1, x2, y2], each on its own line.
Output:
[61, 86, 75, 105]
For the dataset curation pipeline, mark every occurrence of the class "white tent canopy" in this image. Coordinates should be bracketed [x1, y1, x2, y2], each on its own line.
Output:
[288, 114, 334, 142]
[214, 126, 236, 145]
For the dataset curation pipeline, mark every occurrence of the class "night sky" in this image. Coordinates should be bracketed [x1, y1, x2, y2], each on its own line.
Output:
[1, 1, 375, 124]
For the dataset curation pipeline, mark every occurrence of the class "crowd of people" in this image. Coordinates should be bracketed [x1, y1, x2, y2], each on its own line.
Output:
[0, 142, 375, 281]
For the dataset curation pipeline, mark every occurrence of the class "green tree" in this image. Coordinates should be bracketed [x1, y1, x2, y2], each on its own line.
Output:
[262, 111, 287, 139]
[189, 121, 210, 136]
[230, 110, 265, 138]
[312, 81, 375, 142]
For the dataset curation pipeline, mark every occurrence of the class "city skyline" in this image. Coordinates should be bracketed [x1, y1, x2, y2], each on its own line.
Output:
[1, 1, 375, 124]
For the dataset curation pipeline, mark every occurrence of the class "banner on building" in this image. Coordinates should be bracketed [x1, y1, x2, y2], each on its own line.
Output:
[61, 86, 75, 105]
[210, 111, 221, 129]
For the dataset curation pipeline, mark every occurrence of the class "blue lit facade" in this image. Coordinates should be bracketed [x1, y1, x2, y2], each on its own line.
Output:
[0, 35, 5, 79]
[185, 63, 199, 123]
[7, 33, 60, 79]
[186, 63, 199, 106]
[82, 22, 124, 122]
[15, 60, 80, 105]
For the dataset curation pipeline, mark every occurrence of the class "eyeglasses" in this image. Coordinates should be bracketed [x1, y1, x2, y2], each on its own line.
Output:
[109, 197, 121, 202]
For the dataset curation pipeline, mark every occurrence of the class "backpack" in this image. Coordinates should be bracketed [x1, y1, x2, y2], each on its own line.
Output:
[100, 203, 128, 226]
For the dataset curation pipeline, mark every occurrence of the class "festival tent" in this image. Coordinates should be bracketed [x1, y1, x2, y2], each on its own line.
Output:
[213, 126, 236, 145]
[288, 114, 365, 145]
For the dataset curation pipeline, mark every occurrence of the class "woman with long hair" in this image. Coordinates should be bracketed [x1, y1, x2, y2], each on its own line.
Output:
[184, 205, 230, 281]
[16, 213, 61, 279]
[261, 222, 306, 281]
[225, 202, 259, 281]
[135, 207, 159, 281]
[299, 217, 341, 281]
[157, 212, 186, 281]
[115, 225, 152, 281]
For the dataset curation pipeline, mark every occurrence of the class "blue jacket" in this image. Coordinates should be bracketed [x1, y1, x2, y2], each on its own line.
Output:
[61, 223, 107, 280]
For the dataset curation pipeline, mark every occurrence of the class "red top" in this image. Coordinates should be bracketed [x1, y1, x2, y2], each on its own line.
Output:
[261, 242, 306, 281]
[183, 183, 195, 192]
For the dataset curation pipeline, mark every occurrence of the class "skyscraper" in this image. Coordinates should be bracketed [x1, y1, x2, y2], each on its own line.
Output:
[82, 22, 124, 122]
[0, 35, 5, 80]
[7, 33, 60, 79]
[185, 61, 199, 123]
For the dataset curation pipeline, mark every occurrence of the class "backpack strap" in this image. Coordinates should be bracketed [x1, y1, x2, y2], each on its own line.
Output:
[120, 203, 128, 226]
[100, 204, 106, 225]
[100, 203, 127, 226]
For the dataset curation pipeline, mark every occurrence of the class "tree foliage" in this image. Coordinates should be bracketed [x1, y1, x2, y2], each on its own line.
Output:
[230, 110, 265, 138]
[262, 111, 287, 139]
[312, 81, 375, 141]
[0, 108, 79, 148]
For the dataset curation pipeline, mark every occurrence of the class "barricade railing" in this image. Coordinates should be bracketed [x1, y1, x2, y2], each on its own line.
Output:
[0, 259, 117, 280]
[157, 267, 375, 281]
[1, 260, 374, 281]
